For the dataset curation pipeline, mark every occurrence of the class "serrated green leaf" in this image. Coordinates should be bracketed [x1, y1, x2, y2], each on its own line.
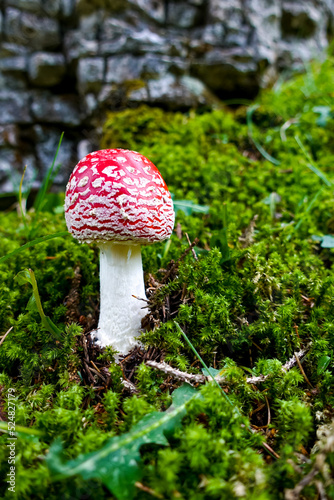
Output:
[47, 384, 198, 499]
[310, 235, 334, 248]
[311, 235, 322, 242]
[320, 235, 334, 248]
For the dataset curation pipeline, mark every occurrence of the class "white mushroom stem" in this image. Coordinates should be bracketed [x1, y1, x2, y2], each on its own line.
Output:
[93, 242, 147, 354]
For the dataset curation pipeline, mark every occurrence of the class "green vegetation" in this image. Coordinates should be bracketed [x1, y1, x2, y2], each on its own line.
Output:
[1, 58, 334, 499]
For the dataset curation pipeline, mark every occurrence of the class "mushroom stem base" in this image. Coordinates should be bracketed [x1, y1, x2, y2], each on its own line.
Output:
[93, 242, 147, 354]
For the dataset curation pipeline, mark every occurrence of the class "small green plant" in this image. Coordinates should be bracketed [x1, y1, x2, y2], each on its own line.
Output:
[15, 269, 63, 341]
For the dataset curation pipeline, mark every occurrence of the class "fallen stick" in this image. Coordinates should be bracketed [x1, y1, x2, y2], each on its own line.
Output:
[146, 343, 311, 386]
[0, 327, 13, 348]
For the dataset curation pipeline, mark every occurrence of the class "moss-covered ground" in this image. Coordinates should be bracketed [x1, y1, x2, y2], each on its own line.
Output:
[1, 58, 334, 499]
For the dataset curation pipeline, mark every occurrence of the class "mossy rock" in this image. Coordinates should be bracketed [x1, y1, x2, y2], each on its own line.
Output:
[76, 0, 127, 15]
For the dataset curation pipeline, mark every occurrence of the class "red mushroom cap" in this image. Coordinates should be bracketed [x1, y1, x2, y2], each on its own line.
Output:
[65, 149, 175, 244]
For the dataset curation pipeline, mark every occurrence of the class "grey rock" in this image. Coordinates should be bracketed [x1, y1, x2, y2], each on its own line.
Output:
[99, 37, 128, 56]
[101, 20, 170, 56]
[40, 0, 62, 17]
[166, 34, 188, 57]
[0, 72, 27, 90]
[0, 91, 32, 124]
[21, 155, 38, 190]
[34, 125, 75, 181]
[201, 23, 225, 46]
[29, 53, 66, 87]
[61, 0, 75, 18]
[277, 39, 326, 72]
[0, 149, 37, 194]
[192, 1, 248, 50]
[77, 57, 105, 94]
[99, 18, 129, 54]
[100, 17, 130, 40]
[0, 149, 20, 185]
[79, 11, 104, 40]
[208, 0, 242, 24]
[246, 0, 280, 65]
[0, 43, 29, 58]
[83, 93, 99, 116]
[6, 0, 61, 16]
[105, 55, 145, 83]
[126, 28, 168, 54]
[281, 1, 319, 39]
[75, 0, 127, 16]
[147, 74, 190, 104]
[5, 0, 41, 13]
[77, 139, 93, 159]
[64, 31, 99, 62]
[97, 84, 117, 105]
[167, 2, 199, 28]
[0, 57, 27, 75]
[129, 73, 215, 108]
[0, 125, 20, 147]
[141, 53, 170, 78]
[127, 0, 165, 24]
[191, 47, 259, 97]
[5, 8, 61, 50]
[31, 93, 81, 126]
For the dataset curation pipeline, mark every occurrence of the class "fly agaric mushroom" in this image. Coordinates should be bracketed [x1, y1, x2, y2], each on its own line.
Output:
[65, 149, 175, 355]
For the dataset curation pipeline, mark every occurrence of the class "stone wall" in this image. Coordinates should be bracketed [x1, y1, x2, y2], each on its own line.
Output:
[0, 0, 333, 193]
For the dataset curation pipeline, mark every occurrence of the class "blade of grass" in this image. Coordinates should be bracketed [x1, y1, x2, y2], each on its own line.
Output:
[0, 231, 69, 265]
[18, 165, 28, 232]
[34, 132, 64, 214]
[246, 105, 281, 166]
[293, 188, 324, 233]
[295, 135, 333, 187]
[27, 269, 64, 340]
[174, 321, 241, 415]
[15, 269, 63, 340]
[0, 421, 44, 437]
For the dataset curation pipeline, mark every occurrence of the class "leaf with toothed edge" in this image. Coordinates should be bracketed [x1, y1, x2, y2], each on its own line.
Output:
[46, 384, 197, 500]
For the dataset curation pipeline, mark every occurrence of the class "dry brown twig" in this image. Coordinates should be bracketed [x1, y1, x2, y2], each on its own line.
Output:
[294, 351, 313, 388]
[121, 378, 138, 394]
[0, 327, 13, 347]
[185, 232, 198, 261]
[146, 343, 311, 387]
[135, 482, 164, 499]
